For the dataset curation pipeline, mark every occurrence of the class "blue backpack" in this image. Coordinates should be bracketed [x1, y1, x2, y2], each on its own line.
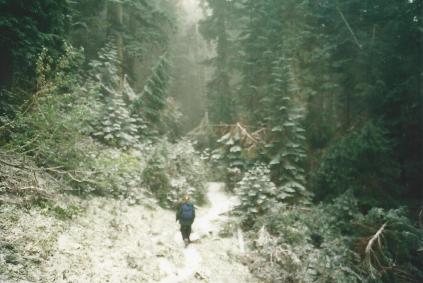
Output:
[180, 203, 194, 220]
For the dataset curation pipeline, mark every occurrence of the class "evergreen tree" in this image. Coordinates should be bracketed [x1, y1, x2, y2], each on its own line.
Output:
[199, 0, 236, 123]
[134, 54, 171, 125]
[266, 57, 308, 202]
[89, 42, 140, 147]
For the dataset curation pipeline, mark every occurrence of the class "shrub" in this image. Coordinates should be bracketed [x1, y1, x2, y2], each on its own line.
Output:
[235, 164, 279, 226]
[142, 146, 171, 206]
[142, 140, 208, 208]
[168, 139, 208, 205]
[245, 190, 423, 283]
[9, 91, 96, 170]
[90, 149, 144, 197]
[6, 43, 93, 171]
[248, 194, 363, 283]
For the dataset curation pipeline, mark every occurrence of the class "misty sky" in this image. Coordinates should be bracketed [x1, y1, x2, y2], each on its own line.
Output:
[179, 0, 204, 26]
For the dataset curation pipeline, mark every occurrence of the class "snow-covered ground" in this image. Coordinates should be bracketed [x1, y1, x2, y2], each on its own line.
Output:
[35, 183, 256, 283]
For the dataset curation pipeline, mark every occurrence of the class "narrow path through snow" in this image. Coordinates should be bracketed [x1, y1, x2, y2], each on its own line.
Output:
[38, 182, 257, 283]
[159, 182, 241, 283]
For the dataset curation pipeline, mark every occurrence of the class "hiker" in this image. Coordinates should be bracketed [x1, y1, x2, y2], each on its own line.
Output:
[176, 194, 195, 246]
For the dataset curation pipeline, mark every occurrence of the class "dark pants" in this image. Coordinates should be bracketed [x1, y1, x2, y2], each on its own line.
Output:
[180, 224, 192, 241]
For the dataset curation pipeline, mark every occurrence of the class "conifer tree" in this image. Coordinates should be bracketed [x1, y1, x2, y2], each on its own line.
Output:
[266, 57, 308, 202]
[135, 54, 171, 124]
[199, 0, 235, 123]
[89, 42, 140, 147]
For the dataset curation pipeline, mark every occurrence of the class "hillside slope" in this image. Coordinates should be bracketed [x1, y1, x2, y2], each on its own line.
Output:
[31, 183, 256, 283]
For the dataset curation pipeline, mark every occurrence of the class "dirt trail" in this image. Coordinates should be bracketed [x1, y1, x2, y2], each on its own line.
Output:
[38, 183, 257, 283]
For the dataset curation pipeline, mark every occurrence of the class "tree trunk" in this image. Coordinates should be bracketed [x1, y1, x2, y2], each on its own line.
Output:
[107, 0, 124, 95]
[0, 49, 13, 89]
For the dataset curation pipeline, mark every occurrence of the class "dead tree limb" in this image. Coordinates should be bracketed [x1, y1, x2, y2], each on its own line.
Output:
[43, 167, 99, 185]
[365, 222, 387, 255]
[0, 158, 27, 170]
[0, 157, 97, 186]
[365, 222, 387, 277]
[337, 6, 362, 49]
[236, 122, 258, 143]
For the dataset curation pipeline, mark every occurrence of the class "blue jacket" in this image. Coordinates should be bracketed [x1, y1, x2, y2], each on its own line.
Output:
[176, 202, 195, 225]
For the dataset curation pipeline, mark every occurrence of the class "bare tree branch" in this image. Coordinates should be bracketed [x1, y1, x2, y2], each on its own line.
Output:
[337, 6, 362, 49]
[365, 222, 387, 278]
[0, 158, 27, 169]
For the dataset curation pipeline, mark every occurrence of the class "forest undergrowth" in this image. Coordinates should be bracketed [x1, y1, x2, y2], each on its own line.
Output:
[0, 117, 212, 282]
[0, 38, 211, 281]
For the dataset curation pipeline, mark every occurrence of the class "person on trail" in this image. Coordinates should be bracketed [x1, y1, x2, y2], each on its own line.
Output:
[176, 194, 195, 247]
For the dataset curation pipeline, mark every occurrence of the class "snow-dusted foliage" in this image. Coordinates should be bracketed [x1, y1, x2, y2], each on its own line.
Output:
[88, 42, 144, 148]
[235, 164, 278, 226]
[142, 139, 209, 207]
